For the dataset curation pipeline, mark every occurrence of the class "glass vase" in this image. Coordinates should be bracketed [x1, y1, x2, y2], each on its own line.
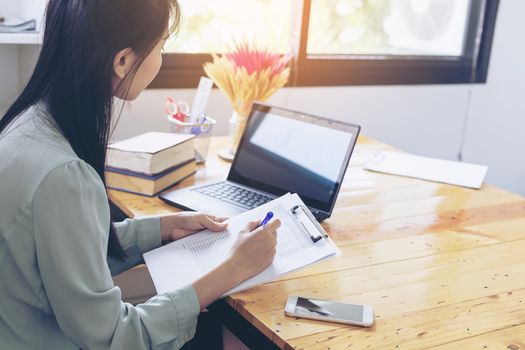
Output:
[229, 110, 250, 154]
[218, 104, 252, 162]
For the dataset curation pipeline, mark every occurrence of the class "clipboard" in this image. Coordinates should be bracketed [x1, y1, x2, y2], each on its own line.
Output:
[144, 193, 341, 296]
[291, 204, 329, 243]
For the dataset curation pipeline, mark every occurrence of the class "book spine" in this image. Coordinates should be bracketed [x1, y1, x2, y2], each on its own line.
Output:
[105, 159, 195, 179]
[106, 186, 156, 198]
[107, 171, 196, 197]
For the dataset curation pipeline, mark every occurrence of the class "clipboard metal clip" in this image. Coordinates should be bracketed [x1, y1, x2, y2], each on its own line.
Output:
[290, 205, 328, 243]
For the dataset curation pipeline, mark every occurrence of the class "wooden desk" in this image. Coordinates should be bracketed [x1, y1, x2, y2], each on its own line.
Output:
[110, 137, 525, 349]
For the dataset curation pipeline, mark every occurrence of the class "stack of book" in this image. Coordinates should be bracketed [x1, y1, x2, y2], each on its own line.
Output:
[106, 132, 196, 196]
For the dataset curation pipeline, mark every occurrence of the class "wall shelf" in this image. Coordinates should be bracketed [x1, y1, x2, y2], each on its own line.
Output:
[0, 32, 42, 45]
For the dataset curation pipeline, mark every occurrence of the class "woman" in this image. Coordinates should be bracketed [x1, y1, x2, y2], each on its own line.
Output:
[0, 0, 280, 349]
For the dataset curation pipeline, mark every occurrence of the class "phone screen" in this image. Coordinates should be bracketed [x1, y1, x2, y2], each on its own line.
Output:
[294, 297, 363, 322]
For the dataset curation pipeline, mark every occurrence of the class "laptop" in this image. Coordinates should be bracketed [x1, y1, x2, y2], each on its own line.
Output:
[160, 103, 360, 222]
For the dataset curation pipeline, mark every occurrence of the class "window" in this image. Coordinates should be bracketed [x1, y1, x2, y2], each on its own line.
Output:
[164, 0, 294, 54]
[151, 0, 499, 88]
[307, 0, 470, 56]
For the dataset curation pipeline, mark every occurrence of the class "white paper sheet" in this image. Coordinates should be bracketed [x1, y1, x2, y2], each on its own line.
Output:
[144, 193, 340, 296]
[365, 151, 488, 189]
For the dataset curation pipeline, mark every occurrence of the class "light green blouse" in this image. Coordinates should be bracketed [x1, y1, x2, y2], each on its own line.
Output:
[0, 104, 200, 349]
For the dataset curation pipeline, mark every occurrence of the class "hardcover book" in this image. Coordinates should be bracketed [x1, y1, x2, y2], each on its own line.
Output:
[107, 132, 195, 175]
[105, 160, 196, 197]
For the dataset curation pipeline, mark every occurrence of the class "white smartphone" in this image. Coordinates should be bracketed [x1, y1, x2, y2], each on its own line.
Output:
[284, 296, 374, 327]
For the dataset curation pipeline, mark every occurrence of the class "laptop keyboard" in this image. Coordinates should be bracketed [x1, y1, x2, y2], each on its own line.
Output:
[193, 182, 273, 209]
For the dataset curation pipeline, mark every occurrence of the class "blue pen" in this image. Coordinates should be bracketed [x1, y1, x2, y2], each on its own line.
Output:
[257, 211, 274, 228]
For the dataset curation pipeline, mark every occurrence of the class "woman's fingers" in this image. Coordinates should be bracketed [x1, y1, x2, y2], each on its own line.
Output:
[200, 214, 228, 232]
[246, 220, 261, 232]
[245, 218, 281, 235]
[263, 218, 281, 234]
[211, 216, 229, 223]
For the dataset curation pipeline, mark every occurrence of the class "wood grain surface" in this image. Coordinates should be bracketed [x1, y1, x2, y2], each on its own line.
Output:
[110, 137, 525, 350]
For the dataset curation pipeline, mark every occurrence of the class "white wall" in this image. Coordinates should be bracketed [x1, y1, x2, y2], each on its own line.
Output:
[1, 1, 524, 196]
[0, 0, 21, 112]
[462, 0, 525, 198]
[0, 0, 43, 114]
[0, 46, 18, 111]
[113, 84, 471, 161]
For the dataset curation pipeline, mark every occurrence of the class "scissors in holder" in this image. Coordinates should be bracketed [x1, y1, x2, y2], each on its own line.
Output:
[165, 97, 190, 122]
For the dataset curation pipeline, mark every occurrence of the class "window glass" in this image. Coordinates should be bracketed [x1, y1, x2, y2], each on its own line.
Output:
[307, 0, 471, 56]
[164, 0, 294, 53]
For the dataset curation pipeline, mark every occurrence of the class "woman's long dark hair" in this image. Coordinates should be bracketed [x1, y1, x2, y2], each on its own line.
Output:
[0, 0, 181, 259]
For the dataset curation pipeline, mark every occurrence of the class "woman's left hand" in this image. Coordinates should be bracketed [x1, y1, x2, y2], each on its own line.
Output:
[160, 212, 228, 241]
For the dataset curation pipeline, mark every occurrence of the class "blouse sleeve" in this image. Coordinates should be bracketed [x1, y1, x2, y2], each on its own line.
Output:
[33, 160, 200, 350]
[114, 216, 162, 254]
[109, 217, 163, 275]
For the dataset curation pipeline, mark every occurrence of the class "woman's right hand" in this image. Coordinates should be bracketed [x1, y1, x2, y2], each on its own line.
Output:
[229, 219, 281, 282]
[192, 218, 281, 310]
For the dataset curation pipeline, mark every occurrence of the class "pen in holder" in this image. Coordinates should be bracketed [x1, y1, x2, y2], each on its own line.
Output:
[167, 114, 216, 163]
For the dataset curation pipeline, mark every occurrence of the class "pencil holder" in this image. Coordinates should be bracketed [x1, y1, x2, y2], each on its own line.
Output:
[167, 114, 216, 163]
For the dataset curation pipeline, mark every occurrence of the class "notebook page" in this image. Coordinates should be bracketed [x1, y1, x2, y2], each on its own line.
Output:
[183, 203, 312, 272]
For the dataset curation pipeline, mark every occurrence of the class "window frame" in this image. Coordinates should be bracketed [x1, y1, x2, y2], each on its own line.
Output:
[149, 0, 499, 89]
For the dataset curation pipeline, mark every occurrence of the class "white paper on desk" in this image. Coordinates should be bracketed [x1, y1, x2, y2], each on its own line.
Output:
[144, 193, 340, 296]
[365, 151, 488, 189]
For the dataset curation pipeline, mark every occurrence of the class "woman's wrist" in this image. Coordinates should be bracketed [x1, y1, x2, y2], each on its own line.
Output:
[159, 215, 175, 241]
[192, 256, 246, 309]
[221, 256, 247, 287]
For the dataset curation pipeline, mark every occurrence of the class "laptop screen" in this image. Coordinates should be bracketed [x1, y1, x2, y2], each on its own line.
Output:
[228, 104, 360, 214]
